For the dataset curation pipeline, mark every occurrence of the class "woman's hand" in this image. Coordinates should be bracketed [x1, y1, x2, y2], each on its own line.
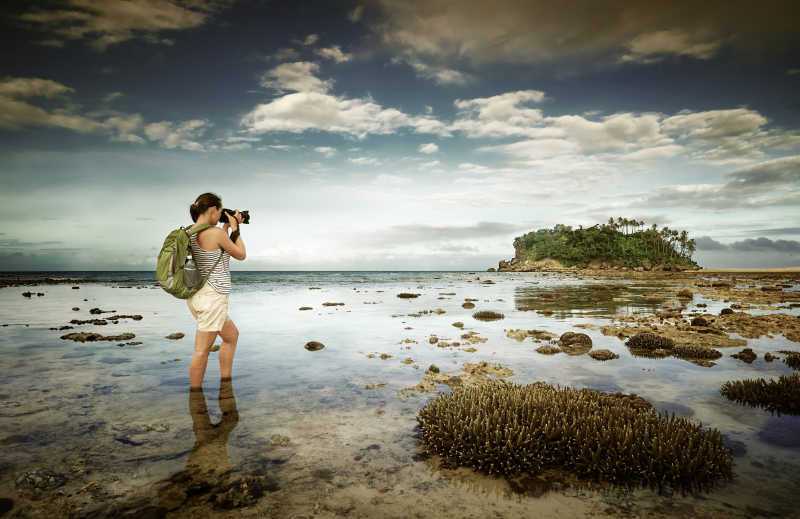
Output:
[229, 210, 242, 231]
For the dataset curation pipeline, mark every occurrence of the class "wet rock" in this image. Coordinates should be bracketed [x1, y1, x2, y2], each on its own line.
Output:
[427, 364, 440, 374]
[89, 308, 116, 314]
[397, 293, 421, 298]
[691, 316, 709, 327]
[165, 333, 184, 340]
[72, 307, 80, 311]
[60, 332, 135, 342]
[764, 352, 776, 362]
[731, 348, 757, 363]
[677, 288, 693, 299]
[48, 325, 73, 330]
[379, 353, 392, 359]
[322, 302, 344, 306]
[535, 345, 562, 355]
[588, 349, 619, 361]
[472, 310, 504, 321]
[429, 336, 439, 344]
[452, 321, 464, 328]
[462, 302, 475, 309]
[70, 319, 108, 325]
[558, 332, 592, 355]
[720, 308, 734, 316]
[304, 341, 325, 351]
[36, 292, 44, 296]
[506, 329, 558, 342]
[21, 292, 32, 297]
[14, 468, 67, 490]
[107, 314, 143, 321]
[298, 306, 312, 310]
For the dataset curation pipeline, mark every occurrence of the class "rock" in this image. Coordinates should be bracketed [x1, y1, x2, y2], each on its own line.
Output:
[72, 286, 79, 289]
[298, 306, 312, 310]
[472, 311, 504, 321]
[22, 292, 32, 297]
[70, 319, 108, 325]
[691, 316, 709, 326]
[213, 475, 277, 509]
[558, 332, 592, 355]
[107, 314, 143, 321]
[535, 345, 562, 355]
[429, 336, 439, 344]
[89, 307, 116, 314]
[322, 302, 344, 306]
[72, 307, 79, 311]
[397, 293, 421, 298]
[305, 341, 325, 351]
[588, 349, 619, 361]
[462, 302, 475, 309]
[165, 333, 184, 340]
[269, 434, 290, 447]
[720, 308, 734, 316]
[60, 332, 135, 342]
[36, 293, 44, 296]
[433, 308, 446, 314]
[731, 348, 757, 363]
[677, 288, 693, 299]
[764, 352, 776, 362]
[487, 268, 496, 272]
[452, 322, 464, 328]
[427, 364, 440, 373]
[14, 468, 67, 490]
[379, 353, 392, 359]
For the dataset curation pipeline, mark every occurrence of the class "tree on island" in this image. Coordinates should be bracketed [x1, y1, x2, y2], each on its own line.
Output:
[511, 217, 700, 269]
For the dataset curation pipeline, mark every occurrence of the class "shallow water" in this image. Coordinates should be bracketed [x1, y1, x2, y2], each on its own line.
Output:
[1, 271, 799, 518]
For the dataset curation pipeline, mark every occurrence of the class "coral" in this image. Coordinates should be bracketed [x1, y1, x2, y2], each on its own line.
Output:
[558, 332, 593, 355]
[588, 349, 619, 361]
[677, 288, 693, 299]
[472, 311, 505, 321]
[626, 333, 675, 351]
[417, 381, 733, 492]
[535, 345, 562, 355]
[672, 344, 723, 360]
[720, 374, 800, 415]
[784, 353, 800, 370]
[731, 348, 756, 363]
[691, 316, 709, 327]
[720, 308, 734, 316]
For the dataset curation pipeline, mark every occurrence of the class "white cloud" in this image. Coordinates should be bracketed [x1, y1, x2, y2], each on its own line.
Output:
[451, 90, 548, 138]
[144, 119, 209, 151]
[241, 91, 450, 139]
[103, 113, 145, 143]
[0, 77, 100, 133]
[0, 77, 73, 98]
[620, 30, 722, 63]
[315, 45, 352, 63]
[348, 5, 364, 22]
[662, 109, 767, 141]
[546, 112, 666, 153]
[421, 160, 441, 168]
[481, 138, 579, 159]
[18, 0, 230, 51]
[260, 61, 333, 93]
[271, 47, 300, 61]
[102, 91, 123, 103]
[373, 173, 410, 186]
[349, 156, 381, 165]
[314, 146, 337, 158]
[418, 142, 438, 154]
[621, 145, 683, 162]
[302, 34, 319, 45]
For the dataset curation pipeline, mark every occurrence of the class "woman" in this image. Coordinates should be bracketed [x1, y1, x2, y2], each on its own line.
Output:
[186, 192, 246, 390]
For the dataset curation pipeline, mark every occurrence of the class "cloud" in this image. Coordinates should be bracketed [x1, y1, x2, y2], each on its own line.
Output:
[314, 146, 337, 158]
[259, 62, 333, 93]
[373, 173, 410, 186]
[348, 156, 381, 165]
[102, 91, 123, 103]
[18, 0, 231, 51]
[350, 221, 531, 248]
[271, 47, 300, 61]
[694, 235, 728, 251]
[420, 160, 441, 169]
[392, 56, 472, 85]
[662, 109, 767, 142]
[103, 113, 145, 143]
[451, 90, 547, 138]
[787, 68, 800, 75]
[349, 5, 364, 22]
[0, 77, 73, 98]
[144, 119, 210, 151]
[418, 143, 438, 154]
[302, 34, 319, 46]
[621, 145, 683, 161]
[241, 91, 450, 139]
[620, 29, 722, 63]
[0, 77, 101, 132]
[744, 227, 800, 235]
[315, 45, 352, 63]
[372, 0, 797, 65]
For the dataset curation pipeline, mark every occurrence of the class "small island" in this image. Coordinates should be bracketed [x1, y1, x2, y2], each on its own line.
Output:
[497, 217, 700, 272]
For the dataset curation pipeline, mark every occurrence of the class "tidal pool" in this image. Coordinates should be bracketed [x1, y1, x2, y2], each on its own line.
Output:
[0, 271, 799, 518]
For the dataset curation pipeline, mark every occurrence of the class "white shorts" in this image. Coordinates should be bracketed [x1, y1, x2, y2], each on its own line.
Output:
[187, 283, 230, 332]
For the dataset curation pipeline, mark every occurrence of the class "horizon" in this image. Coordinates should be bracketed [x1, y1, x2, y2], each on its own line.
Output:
[1, 1, 799, 270]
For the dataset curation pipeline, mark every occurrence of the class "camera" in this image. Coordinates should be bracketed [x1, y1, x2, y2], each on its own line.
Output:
[219, 209, 250, 224]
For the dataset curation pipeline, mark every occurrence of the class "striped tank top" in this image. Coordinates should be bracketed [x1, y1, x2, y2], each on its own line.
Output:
[189, 230, 231, 294]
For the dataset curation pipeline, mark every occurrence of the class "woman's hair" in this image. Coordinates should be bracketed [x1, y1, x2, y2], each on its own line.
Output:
[190, 192, 222, 222]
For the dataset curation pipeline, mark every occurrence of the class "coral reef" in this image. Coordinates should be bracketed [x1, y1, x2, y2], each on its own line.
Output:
[505, 329, 558, 342]
[558, 332, 592, 355]
[535, 345, 562, 355]
[626, 333, 675, 351]
[417, 380, 733, 491]
[731, 348, 757, 363]
[472, 311, 504, 321]
[588, 349, 619, 361]
[782, 352, 800, 370]
[720, 374, 800, 415]
[672, 344, 723, 360]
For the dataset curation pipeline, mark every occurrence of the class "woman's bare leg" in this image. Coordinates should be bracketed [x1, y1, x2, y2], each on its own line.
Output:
[190, 329, 218, 389]
[218, 317, 239, 380]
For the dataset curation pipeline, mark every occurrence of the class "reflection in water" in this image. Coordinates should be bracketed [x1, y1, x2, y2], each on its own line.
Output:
[514, 284, 673, 318]
[153, 379, 246, 514]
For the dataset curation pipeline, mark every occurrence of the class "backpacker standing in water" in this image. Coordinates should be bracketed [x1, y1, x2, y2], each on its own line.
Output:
[185, 192, 246, 390]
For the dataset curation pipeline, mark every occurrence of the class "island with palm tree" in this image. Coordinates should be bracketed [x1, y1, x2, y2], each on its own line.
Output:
[497, 217, 700, 272]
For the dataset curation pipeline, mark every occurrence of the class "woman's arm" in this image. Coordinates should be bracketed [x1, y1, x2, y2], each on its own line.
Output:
[217, 228, 246, 260]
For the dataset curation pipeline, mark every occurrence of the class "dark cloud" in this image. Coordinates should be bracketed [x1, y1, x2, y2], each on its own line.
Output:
[694, 235, 728, 251]
[729, 237, 800, 253]
[745, 227, 800, 235]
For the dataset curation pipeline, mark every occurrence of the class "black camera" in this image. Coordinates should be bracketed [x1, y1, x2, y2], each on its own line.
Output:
[219, 209, 250, 224]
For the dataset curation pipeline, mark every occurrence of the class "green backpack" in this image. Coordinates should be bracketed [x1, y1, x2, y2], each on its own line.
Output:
[157, 224, 223, 299]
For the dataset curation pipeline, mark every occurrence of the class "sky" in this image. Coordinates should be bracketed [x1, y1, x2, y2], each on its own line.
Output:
[1, 0, 799, 270]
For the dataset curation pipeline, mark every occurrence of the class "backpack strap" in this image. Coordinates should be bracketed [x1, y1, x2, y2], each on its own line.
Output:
[186, 223, 214, 236]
